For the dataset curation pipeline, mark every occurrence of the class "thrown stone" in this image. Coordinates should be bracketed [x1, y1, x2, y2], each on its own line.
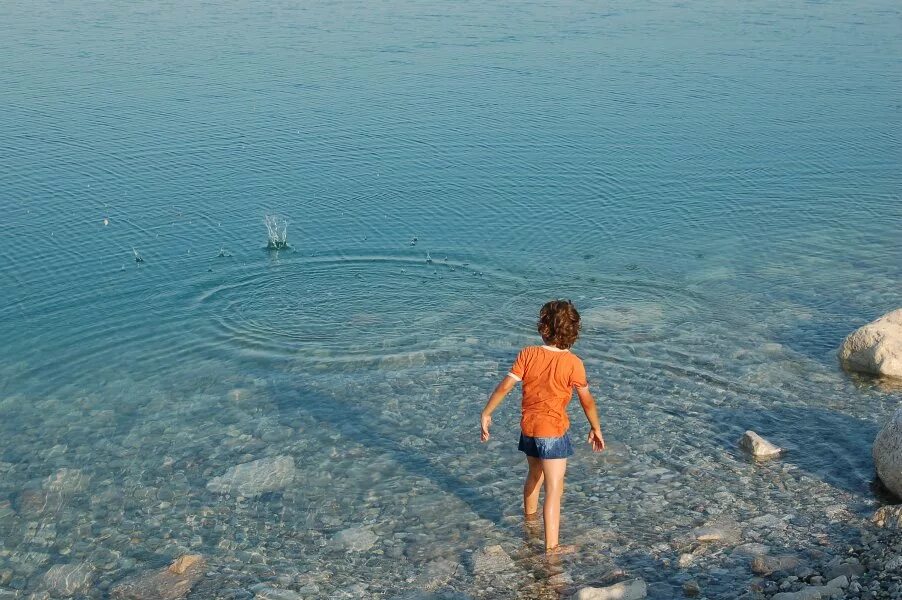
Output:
[839, 308, 902, 378]
[573, 578, 647, 600]
[739, 431, 782, 459]
[39, 562, 95, 596]
[871, 505, 902, 529]
[873, 408, 902, 499]
[206, 455, 296, 497]
[110, 554, 205, 600]
[331, 527, 377, 552]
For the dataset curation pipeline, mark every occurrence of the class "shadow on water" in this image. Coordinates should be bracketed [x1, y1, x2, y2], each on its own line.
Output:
[270, 383, 506, 524]
[712, 405, 880, 496]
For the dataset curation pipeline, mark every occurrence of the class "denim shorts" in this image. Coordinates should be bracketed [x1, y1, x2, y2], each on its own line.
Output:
[518, 431, 574, 459]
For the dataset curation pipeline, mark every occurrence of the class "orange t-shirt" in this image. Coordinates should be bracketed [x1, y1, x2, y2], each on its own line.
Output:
[508, 345, 589, 438]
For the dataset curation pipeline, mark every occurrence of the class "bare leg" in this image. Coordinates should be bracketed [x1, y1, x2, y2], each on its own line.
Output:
[524, 456, 544, 517]
[540, 458, 568, 552]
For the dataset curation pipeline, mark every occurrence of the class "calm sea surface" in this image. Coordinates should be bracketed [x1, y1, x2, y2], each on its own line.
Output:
[1, 1, 900, 597]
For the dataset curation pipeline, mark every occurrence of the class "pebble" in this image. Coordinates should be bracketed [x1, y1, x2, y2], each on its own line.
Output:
[575, 579, 647, 600]
[206, 456, 297, 497]
[331, 527, 378, 552]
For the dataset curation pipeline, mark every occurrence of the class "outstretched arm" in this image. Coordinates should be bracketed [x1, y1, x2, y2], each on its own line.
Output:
[576, 386, 605, 451]
[480, 375, 518, 442]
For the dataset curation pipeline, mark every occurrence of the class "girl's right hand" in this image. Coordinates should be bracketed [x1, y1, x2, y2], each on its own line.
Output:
[480, 413, 492, 442]
[588, 429, 605, 452]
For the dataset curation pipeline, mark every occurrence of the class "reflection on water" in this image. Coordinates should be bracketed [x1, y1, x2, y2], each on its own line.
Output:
[1, 0, 901, 597]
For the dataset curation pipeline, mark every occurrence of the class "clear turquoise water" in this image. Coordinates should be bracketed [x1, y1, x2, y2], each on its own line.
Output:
[1, 1, 900, 597]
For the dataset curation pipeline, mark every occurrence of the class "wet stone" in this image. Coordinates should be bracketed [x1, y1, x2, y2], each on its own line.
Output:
[42, 468, 89, 494]
[415, 558, 460, 591]
[331, 527, 377, 552]
[872, 505, 902, 529]
[751, 554, 801, 575]
[206, 456, 296, 497]
[253, 588, 303, 600]
[574, 578, 648, 600]
[39, 562, 95, 596]
[471, 545, 514, 575]
[110, 554, 205, 600]
[688, 520, 742, 544]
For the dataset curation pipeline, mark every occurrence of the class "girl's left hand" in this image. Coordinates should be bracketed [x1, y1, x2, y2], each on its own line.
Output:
[588, 429, 605, 452]
[480, 413, 492, 442]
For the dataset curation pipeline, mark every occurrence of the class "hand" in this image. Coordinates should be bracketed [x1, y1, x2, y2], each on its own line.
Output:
[480, 413, 492, 442]
[588, 429, 605, 452]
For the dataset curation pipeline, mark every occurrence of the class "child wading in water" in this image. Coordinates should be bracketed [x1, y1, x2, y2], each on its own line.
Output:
[480, 299, 605, 554]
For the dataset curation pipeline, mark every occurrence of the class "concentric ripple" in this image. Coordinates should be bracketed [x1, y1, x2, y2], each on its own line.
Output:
[196, 252, 525, 365]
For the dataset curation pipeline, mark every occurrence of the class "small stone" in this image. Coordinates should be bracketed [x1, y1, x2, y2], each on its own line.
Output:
[167, 555, 203, 575]
[40, 562, 95, 596]
[206, 456, 296, 497]
[683, 580, 700, 597]
[42, 468, 89, 493]
[472, 545, 514, 576]
[748, 514, 786, 529]
[873, 505, 902, 529]
[689, 521, 741, 544]
[825, 563, 865, 580]
[739, 431, 783, 458]
[110, 555, 206, 600]
[253, 588, 303, 600]
[752, 554, 801, 575]
[331, 527, 377, 552]
[771, 585, 844, 600]
[574, 579, 647, 600]
[826, 576, 848, 589]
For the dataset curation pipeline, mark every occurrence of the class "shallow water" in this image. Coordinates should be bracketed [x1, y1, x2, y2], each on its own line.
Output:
[1, 0, 901, 598]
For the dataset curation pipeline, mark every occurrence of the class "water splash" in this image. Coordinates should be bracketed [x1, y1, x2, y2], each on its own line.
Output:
[264, 215, 290, 250]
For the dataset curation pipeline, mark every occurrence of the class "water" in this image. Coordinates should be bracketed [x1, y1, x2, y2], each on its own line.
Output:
[1, 0, 900, 597]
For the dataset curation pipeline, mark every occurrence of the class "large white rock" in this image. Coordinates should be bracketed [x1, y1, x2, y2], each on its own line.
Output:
[839, 309, 902, 379]
[206, 456, 296, 497]
[573, 579, 647, 600]
[739, 431, 782, 459]
[874, 408, 902, 499]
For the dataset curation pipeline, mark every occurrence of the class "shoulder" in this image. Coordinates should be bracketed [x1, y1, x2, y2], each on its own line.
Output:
[567, 351, 585, 366]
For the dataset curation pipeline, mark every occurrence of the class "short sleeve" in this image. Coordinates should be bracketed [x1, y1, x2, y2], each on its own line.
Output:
[508, 348, 527, 381]
[569, 358, 588, 389]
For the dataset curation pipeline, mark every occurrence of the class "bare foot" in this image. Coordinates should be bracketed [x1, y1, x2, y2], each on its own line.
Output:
[545, 544, 577, 555]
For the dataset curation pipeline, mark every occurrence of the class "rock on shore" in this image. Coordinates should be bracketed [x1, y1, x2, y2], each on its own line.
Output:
[873, 407, 902, 499]
[839, 308, 902, 378]
[206, 455, 296, 497]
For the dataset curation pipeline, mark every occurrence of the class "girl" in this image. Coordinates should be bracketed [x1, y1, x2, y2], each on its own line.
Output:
[480, 299, 605, 554]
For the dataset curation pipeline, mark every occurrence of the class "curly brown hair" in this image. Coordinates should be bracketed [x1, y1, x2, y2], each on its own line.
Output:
[537, 299, 581, 349]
